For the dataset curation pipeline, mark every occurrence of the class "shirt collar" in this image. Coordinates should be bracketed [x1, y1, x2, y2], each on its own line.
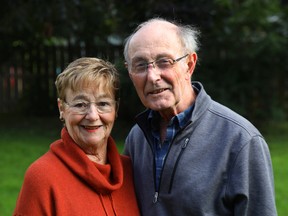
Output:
[148, 104, 194, 131]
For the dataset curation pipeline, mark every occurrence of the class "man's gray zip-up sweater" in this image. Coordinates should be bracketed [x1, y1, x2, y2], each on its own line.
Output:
[123, 82, 277, 216]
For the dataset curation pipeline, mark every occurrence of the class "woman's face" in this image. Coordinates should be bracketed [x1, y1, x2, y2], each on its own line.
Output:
[58, 84, 116, 152]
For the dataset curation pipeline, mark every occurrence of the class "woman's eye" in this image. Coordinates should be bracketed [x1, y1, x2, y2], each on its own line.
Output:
[98, 101, 111, 107]
[73, 102, 88, 108]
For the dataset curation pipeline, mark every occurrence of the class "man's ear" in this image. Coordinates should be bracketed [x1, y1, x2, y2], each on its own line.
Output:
[185, 52, 198, 80]
[125, 62, 133, 80]
[187, 52, 197, 74]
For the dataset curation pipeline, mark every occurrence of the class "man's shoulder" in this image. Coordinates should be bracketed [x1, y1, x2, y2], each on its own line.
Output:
[208, 100, 261, 136]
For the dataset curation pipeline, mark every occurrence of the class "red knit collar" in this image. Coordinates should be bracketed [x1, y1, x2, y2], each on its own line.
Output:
[50, 128, 123, 194]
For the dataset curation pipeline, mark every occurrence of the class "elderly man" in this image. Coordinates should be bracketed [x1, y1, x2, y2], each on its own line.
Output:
[123, 17, 277, 216]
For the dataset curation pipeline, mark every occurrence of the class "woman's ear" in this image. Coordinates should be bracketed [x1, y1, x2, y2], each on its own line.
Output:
[57, 98, 64, 121]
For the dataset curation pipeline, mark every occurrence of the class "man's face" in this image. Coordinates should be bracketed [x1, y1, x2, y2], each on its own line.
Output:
[127, 21, 196, 116]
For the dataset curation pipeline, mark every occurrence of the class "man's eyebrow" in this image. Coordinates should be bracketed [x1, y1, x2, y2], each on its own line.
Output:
[131, 56, 147, 62]
[131, 53, 172, 62]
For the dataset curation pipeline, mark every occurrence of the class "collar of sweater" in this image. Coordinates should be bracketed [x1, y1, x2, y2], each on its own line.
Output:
[50, 128, 123, 194]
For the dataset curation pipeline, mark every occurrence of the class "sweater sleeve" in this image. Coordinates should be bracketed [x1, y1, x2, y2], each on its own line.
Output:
[123, 125, 137, 157]
[226, 135, 277, 216]
[13, 158, 55, 216]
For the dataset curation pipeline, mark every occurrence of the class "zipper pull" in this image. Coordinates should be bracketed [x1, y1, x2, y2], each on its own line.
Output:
[182, 138, 189, 148]
[153, 192, 159, 203]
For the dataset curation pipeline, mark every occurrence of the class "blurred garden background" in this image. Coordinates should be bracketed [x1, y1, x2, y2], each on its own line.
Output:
[0, 0, 287, 215]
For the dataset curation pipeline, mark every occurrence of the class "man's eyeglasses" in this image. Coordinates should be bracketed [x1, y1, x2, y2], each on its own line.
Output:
[62, 99, 116, 115]
[129, 54, 188, 75]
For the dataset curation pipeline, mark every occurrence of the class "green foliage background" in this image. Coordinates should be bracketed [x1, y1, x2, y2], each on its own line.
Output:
[1, 0, 287, 127]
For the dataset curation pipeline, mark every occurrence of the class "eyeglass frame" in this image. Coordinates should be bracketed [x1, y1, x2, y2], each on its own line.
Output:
[127, 54, 189, 75]
[61, 99, 117, 115]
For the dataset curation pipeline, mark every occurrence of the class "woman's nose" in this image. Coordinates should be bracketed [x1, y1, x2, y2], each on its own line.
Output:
[85, 104, 100, 119]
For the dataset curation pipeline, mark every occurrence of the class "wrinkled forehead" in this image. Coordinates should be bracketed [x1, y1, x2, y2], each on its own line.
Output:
[65, 77, 115, 100]
[128, 21, 182, 58]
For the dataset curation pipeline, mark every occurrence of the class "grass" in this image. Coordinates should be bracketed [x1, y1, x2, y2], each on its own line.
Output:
[0, 116, 287, 215]
[269, 142, 288, 215]
[264, 121, 288, 215]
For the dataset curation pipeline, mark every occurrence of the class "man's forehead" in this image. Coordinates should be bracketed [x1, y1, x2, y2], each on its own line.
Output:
[135, 21, 177, 37]
[129, 29, 181, 58]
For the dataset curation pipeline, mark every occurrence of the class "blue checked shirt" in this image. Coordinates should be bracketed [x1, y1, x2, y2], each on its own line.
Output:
[148, 105, 194, 190]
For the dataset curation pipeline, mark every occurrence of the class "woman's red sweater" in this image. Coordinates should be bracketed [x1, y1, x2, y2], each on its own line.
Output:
[13, 128, 140, 216]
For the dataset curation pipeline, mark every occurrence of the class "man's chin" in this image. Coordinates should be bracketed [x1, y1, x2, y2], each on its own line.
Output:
[148, 103, 170, 111]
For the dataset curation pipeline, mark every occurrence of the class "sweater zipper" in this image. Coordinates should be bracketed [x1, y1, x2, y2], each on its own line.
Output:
[166, 121, 193, 193]
[152, 146, 159, 203]
[152, 136, 190, 203]
[153, 137, 169, 204]
[144, 132, 159, 204]
[168, 137, 189, 193]
[143, 120, 192, 204]
[153, 191, 159, 203]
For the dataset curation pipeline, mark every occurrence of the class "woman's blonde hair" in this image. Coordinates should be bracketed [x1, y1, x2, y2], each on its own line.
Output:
[55, 57, 120, 101]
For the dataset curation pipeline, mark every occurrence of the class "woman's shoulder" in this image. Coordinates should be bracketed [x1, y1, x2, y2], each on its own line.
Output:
[119, 154, 133, 171]
[23, 150, 62, 184]
[119, 154, 131, 163]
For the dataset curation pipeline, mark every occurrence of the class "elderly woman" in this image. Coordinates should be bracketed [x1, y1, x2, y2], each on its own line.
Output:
[13, 57, 140, 215]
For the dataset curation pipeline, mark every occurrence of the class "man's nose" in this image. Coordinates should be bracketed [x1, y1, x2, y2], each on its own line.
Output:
[146, 61, 156, 70]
